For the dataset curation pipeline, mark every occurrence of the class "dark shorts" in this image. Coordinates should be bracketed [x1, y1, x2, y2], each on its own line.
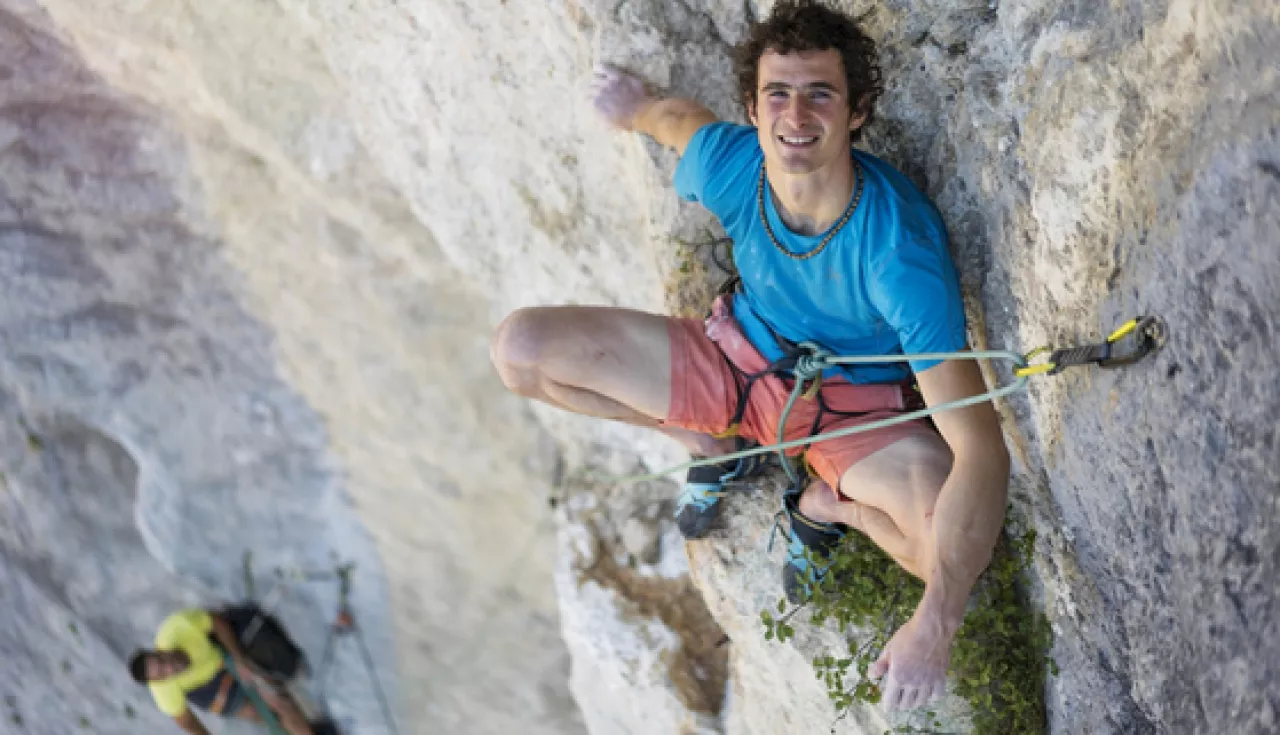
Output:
[663, 295, 937, 496]
[185, 668, 247, 717]
[220, 677, 248, 717]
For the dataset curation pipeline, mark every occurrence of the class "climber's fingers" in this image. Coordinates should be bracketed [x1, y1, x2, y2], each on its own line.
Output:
[880, 673, 905, 711]
[877, 662, 947, 712]
[901, 684, 923, 711]
[588, 64, 651, 130]
[868, 651, 890, 680]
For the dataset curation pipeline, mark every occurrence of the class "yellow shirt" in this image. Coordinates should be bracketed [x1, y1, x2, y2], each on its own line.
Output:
[147, 609, 223, 717]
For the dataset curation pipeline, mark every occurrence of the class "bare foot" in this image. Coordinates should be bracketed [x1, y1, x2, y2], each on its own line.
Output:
[797, 479, 856, 526]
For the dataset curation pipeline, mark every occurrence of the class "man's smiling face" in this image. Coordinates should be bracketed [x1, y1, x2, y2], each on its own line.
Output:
[749, 48, 867, 175]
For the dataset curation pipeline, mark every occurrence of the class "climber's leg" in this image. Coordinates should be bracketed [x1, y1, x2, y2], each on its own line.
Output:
[491, 305, 735, 457]
[797, 432, 953, 579]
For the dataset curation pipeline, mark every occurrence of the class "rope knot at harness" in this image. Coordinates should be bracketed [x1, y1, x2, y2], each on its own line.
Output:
[613, 315, 1167, 486]
[791, 342, 834, 381]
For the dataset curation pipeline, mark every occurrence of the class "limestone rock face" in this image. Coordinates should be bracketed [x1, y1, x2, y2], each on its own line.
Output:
[555, 481, 727, 735]
[1, 2, 579, 734]
[2, 0, 1277, 734]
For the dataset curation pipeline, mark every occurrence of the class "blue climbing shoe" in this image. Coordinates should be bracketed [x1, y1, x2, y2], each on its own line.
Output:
[779, 491, 848, 605]
[675, 441, 770, 540]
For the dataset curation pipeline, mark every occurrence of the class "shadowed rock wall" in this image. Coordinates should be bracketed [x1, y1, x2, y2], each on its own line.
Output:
[1, 2, 581, 734]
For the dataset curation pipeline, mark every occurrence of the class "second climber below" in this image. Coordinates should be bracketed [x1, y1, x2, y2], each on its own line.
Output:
[490, 0, 1011, 713]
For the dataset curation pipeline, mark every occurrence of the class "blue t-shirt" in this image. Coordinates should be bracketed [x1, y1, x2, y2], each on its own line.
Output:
[673, 122, 966, 384]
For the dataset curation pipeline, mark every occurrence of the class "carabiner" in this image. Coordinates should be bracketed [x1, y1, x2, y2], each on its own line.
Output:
[1014, 316, 1168, 377]
[1097, 315, 1168, 369]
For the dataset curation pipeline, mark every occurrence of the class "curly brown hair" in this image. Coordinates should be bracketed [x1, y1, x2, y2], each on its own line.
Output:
[733, 0, 884, 141]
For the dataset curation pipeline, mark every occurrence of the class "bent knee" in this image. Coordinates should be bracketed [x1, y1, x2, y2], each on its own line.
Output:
[909, 443, 952, 493]
[491, 307, 562, 394]
[492, 307, 561, 364]
[841, 434, 951, 516]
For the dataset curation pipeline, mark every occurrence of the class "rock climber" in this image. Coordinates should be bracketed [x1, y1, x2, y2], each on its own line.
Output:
[490, 0, 1011, 713]
[127, 607, 316, 735]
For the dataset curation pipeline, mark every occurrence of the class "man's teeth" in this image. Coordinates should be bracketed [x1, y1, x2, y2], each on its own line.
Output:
[781, 135, 818, 144]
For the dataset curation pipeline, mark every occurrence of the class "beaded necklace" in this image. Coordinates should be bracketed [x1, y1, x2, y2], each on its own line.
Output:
[755, 157, 864, 261]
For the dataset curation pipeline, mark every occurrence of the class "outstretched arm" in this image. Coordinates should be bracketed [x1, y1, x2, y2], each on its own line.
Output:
[870, 356, 1011, 711]
[591, 64, 717, 154]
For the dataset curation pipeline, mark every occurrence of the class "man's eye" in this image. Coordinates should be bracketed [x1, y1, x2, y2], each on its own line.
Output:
[810, 91, 832, 101]
[768, 90, 789, 99]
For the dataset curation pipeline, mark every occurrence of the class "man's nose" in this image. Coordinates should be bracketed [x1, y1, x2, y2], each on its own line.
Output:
[783, 96, 810, 127]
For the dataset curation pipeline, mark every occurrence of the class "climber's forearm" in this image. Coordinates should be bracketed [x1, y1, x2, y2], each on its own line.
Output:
[918, 450, 1009, 631]
[630, 97, 717, 154]
[913, 358, 1011, 630]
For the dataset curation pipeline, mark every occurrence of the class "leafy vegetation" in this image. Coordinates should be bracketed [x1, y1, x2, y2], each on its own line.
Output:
[761, 524, 1055, 734]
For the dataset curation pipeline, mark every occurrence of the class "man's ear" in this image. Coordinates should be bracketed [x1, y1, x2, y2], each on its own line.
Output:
[848, 94, 871, 132]
[747, 97, 758, 127]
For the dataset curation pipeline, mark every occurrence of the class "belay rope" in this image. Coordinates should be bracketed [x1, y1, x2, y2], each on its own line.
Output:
[618, 315, 1169, 488]
[238, 555, 403, 735]
[221, 648, 288, 735]
[309, 564, 402, 735]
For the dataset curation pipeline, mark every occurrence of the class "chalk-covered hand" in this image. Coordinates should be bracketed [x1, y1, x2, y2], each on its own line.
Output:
[590, 63, 654, 130]
[869, 611, 951, 712]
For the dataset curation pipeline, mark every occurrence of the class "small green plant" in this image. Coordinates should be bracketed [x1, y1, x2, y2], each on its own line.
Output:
[761, 524, 1054, 734]
[670, 232, 735, 279]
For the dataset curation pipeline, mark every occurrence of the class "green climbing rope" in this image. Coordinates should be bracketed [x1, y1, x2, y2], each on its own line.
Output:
[620, 348, 1031, 485]
[221, 650, 288, 735]
[619, 314, 1167, 485]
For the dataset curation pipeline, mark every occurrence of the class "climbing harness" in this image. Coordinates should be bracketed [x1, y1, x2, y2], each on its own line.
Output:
[620, 314, 1169, 485]
[239, 554, 403, 735]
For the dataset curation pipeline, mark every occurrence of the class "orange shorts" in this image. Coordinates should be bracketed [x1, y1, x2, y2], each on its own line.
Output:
[663, 295, 937, 497]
